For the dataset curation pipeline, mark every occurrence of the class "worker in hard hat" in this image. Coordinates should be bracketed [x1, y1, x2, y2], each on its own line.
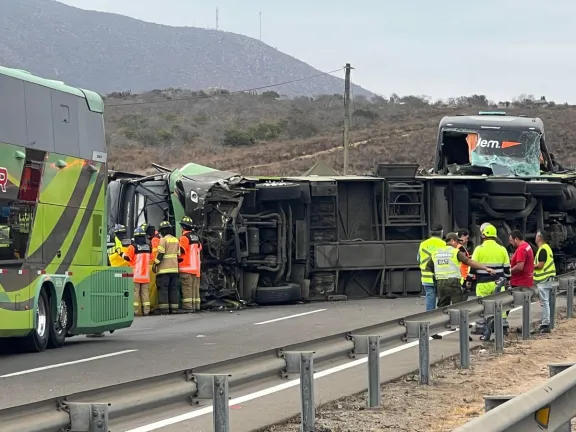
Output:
[152, 221, 185, 314]
[426, 232, 496, 308]
[178, 216, 203, 312]
[470, 224, 511, 340]
[418, 223, 446, 311]
[124, 227, 152, 316]
[108, 224, 131, 267]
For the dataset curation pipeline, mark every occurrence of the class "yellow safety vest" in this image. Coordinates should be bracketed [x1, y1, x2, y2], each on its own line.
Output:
[418, 237, 446, 284]
[108, 236, 130, 267]
[534, 243, 556, 283]
[431, 246, 461, 280]
[471, 239, 511, 283]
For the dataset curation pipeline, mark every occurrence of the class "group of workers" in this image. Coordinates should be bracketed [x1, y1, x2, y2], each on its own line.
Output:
[107, 216, 203, 316]
[419, 222, 556, 340]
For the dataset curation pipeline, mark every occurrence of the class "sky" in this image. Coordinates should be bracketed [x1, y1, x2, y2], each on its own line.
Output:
[58, 0, 576, 103]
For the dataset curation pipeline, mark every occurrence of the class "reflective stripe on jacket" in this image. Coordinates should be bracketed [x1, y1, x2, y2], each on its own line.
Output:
[418, 237, 446, 284]
[179, 231, 203, 276]
[534, 243, 556, 283]
[155, 235, 180, 274]
[431, 246, 461, 280]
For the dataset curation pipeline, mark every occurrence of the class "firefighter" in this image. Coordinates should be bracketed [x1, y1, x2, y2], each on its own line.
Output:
[124, 227, 152, 316]
[178, 216, 203, 312]
[418, 223, 446, 311]
[152, 221, 185, 315]
[470, 224, 511, 340]
[427, 232, 496, 308]
[534, 230, 556, 334]
[108, 224, 131, 267]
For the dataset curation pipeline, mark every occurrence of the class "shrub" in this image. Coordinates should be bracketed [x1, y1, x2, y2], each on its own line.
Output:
[222, 130, 255, 147]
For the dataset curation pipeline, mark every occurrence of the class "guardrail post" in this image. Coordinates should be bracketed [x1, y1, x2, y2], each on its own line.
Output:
[567, 277, 575, 319]
[494, 301, 504, 353]
[299, 352, 316, 432]
[405, 321, 431, 385]
[367, 335, 381, 408]
[68, 402, 109, 432]
[458, 310, 470, 369]
[419, 322, 430, 385]
[550, 284, 557, 330]
[522, 291, 531, 340]
[548, 363, 576, 432]
[213, 375, 230, 432]
[484, 395, 515, 412]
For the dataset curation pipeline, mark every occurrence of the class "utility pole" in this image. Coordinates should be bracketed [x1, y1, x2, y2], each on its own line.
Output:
[216, 7, 219, 30]
[342, 63, 353, 175]
[259, 12, 262, 41]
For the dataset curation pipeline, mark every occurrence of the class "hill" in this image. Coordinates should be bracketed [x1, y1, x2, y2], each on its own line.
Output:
[103, 91, 576, 175]
[0, 0, 372, 97]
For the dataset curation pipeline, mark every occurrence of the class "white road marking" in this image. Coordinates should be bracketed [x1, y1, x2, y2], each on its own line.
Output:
[253, 309, 327, 325]
[124, 330, 457, 432]
[0, 349, 138, 378]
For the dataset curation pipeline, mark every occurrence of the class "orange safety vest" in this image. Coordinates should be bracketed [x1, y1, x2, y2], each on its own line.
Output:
[125, 243, 152, 283]
[151, 235, 160, 261]
[179, 230, 202, 276]
[457, 243, 471, 279]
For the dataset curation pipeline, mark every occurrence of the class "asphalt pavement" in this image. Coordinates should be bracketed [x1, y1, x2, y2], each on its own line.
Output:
[0, 296, 428, 409]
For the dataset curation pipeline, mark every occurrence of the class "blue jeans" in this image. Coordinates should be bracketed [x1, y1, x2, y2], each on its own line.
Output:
[537, 281, 552, 326]
[423, 284, 436, 311]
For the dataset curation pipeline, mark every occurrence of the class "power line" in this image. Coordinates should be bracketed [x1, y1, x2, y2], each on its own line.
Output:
[105, 67, 345, 107]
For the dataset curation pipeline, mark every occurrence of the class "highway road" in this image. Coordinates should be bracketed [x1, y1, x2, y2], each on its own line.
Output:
[0, 296, 428, 409]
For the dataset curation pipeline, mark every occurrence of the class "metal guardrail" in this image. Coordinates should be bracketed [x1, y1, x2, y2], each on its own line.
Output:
[454, 362, 576, 432]
[0, 278, 574, 432]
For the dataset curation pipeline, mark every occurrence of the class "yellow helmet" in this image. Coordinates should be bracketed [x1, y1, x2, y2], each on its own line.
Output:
[180, 216, 194, 229]
[159, 220, 172, 229]
[482, 224, 497, 238]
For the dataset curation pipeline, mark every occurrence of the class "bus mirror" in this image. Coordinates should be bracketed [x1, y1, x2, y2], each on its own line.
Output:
[13, 151, 25, 160]
[55, 160, 67, 169]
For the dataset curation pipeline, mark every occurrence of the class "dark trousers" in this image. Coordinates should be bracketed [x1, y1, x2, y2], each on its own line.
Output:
[156, 273, 180, 312]
[437, 278, 468, 307]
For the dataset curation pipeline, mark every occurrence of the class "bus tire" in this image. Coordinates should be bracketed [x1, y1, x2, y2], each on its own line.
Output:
[21, 289, 50, 353]
[48, 290, 72, 349]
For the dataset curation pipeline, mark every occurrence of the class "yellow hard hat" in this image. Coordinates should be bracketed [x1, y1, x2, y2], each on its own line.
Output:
[482, 224, 497, 237]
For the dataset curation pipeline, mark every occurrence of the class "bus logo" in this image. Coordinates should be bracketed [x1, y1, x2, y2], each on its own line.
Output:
[478, 140, 521, 149]
[0, 167, 7, 193]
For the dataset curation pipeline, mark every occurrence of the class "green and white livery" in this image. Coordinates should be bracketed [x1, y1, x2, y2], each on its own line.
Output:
[0, 65, 133, 352]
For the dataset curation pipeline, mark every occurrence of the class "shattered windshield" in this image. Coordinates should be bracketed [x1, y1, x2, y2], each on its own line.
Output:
[465, 129, 541, 176]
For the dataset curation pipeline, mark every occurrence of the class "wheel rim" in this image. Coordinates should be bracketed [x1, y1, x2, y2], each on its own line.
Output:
[56, 300, 68, 333]
[37, 297, 47, 338]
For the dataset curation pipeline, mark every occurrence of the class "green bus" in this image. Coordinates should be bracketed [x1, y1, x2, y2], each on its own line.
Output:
[0, 65, 134, 352]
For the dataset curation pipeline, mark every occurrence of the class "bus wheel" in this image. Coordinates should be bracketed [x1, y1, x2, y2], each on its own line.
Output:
[48, 292, 71, 349]
[21, 289, 50, 352]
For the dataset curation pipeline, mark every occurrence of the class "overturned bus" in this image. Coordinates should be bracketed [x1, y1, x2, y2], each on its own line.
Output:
[107, 112, 576, 307]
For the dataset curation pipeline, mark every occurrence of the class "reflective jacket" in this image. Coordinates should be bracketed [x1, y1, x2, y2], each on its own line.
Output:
[470, 239, 511, 283]
[431, 246, 461, 280]
[179, 230, 202, 276]
[154, 234, 180, 274]
[534, 243, 556, 283]
[457, 244, 471, 283]
[125, 243, 152, 283]
[108, 236, 130, 267]
[418, 237, 446, 284]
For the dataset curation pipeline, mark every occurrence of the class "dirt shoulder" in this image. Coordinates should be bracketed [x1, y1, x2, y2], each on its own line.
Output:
[262, 310, 576, 432]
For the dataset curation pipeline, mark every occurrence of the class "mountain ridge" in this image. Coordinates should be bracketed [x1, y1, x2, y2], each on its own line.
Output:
[0, 0, 373, 97]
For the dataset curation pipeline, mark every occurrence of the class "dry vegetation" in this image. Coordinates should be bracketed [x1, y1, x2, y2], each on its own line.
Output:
[263, 309, 576, 432]
[104, 90, 576, 176]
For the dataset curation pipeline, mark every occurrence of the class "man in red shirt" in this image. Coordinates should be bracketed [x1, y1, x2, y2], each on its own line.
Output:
[509, 230, 536, 300]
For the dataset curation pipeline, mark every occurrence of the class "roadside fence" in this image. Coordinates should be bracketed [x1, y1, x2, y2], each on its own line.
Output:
[1, 278, 574, 432]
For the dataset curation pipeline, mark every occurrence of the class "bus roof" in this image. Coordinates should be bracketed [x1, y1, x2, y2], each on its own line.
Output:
[0, 65, 104, 113]
[439, 114, 544, 133]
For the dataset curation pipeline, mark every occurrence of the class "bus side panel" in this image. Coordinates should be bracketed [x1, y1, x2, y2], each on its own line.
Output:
[71, 267, 133, 335]
[0, 272, 32, 337]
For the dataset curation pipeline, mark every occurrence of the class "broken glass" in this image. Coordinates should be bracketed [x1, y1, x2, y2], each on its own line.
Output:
[467, 129, 542, 176]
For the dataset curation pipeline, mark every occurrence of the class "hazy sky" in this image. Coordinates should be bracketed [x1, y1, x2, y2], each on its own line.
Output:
[58, 0, 576, 103]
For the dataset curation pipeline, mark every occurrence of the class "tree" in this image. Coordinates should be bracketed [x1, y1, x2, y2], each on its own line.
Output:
[261, 90, 280, 99]
[222, 130, 255, 147]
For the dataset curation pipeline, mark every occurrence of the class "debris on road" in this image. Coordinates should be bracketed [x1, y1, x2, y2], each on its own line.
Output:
[263, 310, 576, 432]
